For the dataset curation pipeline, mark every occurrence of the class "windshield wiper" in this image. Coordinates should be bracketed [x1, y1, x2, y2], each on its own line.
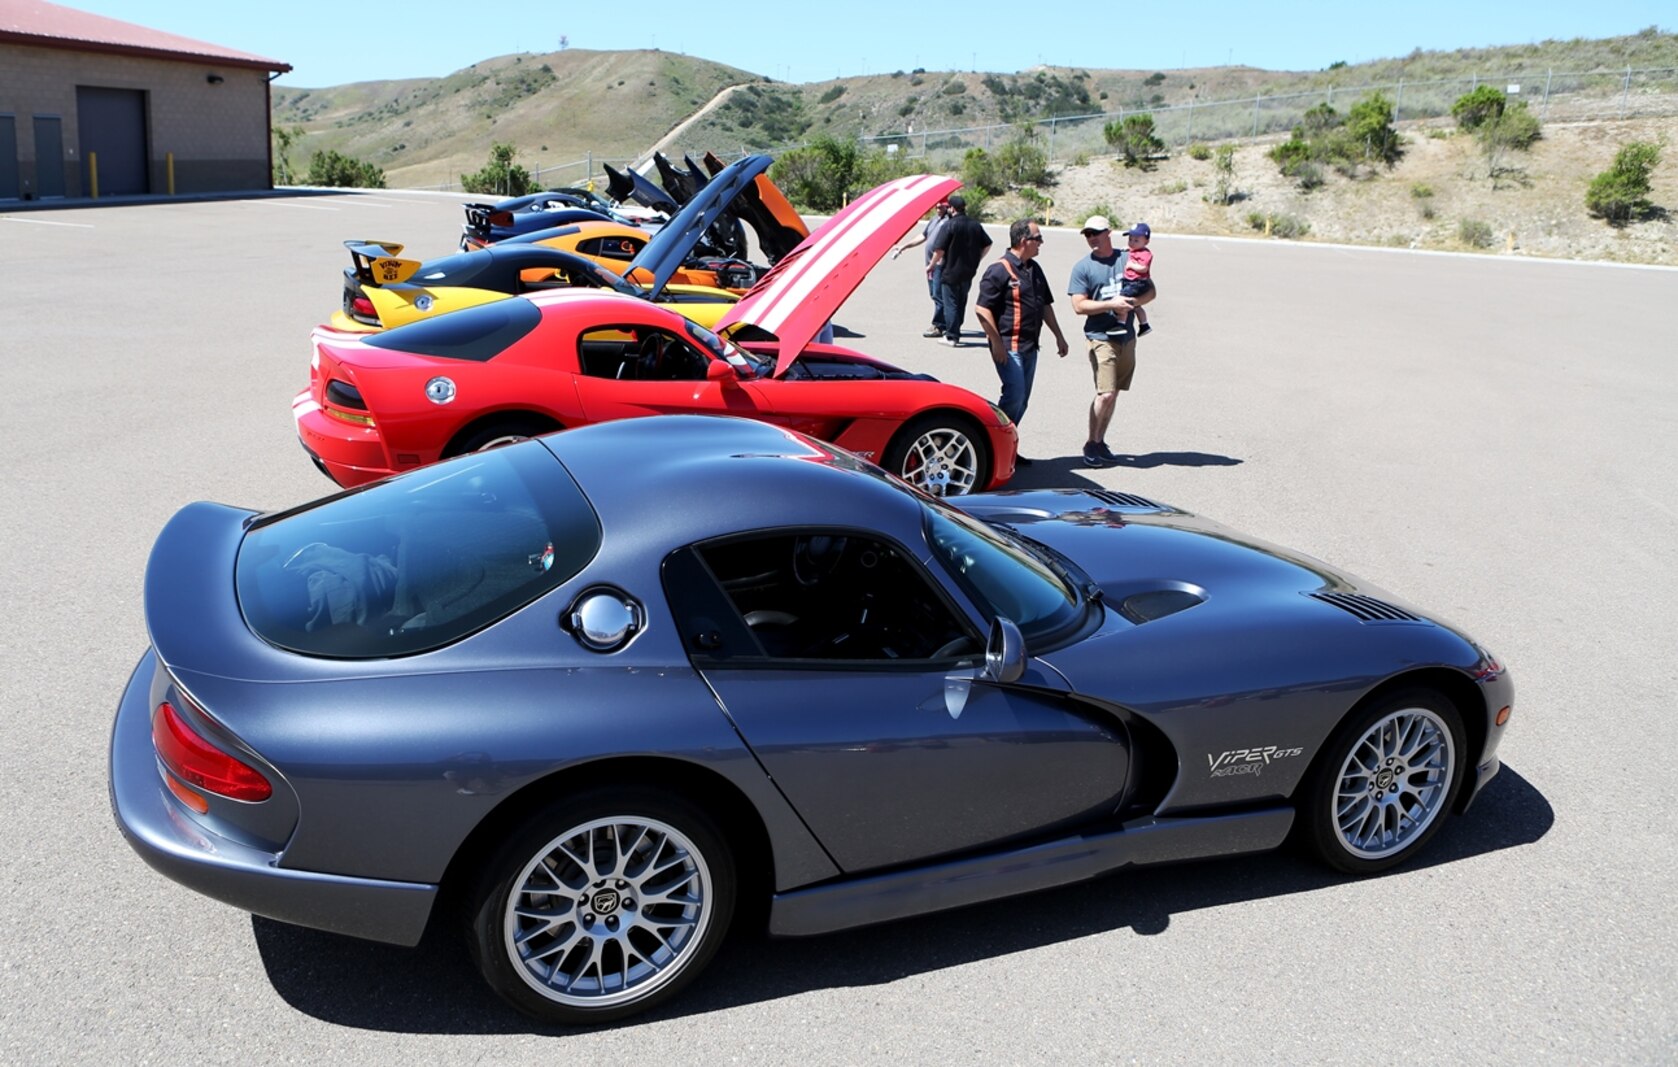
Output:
[990, 522, 1103, 604]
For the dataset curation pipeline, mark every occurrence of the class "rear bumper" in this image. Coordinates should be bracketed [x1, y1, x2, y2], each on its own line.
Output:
[109, 651, 437, 947]
[292, 389, 397, 488]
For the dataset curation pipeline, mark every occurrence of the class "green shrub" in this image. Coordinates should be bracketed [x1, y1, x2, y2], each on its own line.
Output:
[1344, 91, 1403, 167]
[1205, 145, 1240, 205]
[941, 80, 966, 96]
[1294, 161, 1326, 191]
[271, 125, 304, 185]
[1586, 141, 1663, 224]
[1451, 85, 1508, 130]
[1247, 211, 1310, 238]
[307, 149, 386, 189]
[818, 85, 845, 104]
[1155, 180, 1188, 195]
[771, 136, 925, 212]
[1458, 219, 1495, 248]
[460, 143, 531, 196]
[1187, 142, 1212, 161]
[1104, 113, 1164, 169]
[1410, 183, 1434, 198]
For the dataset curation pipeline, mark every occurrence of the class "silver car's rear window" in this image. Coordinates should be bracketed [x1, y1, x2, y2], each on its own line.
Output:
[236, 444, 600, 658]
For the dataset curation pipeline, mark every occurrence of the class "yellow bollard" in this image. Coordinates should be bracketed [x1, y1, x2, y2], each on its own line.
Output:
[167, 152, 175, 195]
[88, 151, 99, 199]
[1506, 230, 1515, 252]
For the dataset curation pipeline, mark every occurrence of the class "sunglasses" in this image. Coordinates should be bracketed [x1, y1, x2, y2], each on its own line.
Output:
[1024, 233, 1044, 242]
[1081, 229, 1109, 237]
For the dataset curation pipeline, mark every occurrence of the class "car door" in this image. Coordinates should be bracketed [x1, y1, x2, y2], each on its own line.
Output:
[572, 322, 776, 423]
[662, 528, 1130, 875]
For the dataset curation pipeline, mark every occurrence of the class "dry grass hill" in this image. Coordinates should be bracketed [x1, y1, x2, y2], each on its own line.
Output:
[272, 31, 1678, 262]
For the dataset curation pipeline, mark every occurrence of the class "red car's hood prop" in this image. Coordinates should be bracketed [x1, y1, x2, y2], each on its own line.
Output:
[718, 174, 963, 378]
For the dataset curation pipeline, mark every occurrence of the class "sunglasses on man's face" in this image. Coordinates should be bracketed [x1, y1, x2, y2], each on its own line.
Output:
[1082, 229, 1109, 237]
[1024, 234, 1044, 242]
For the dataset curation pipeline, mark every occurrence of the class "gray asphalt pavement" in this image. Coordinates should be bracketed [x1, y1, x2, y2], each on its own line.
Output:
[1, 192, 1674, 1063]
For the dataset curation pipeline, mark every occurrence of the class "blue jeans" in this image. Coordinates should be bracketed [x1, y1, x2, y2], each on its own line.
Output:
[928, 264, 945, 330]
[993, 347, 1039, 426]
[938, 275, 972, 342]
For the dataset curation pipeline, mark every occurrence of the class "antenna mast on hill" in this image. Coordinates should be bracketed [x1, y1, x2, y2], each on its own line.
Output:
[558, 35, 568, 50]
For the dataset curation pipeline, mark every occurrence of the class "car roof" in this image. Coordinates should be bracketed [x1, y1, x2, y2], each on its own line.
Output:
[538, 416, 926, 545]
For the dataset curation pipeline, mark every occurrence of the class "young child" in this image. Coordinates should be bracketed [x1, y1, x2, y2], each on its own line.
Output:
[1121, 222, 1155, 336]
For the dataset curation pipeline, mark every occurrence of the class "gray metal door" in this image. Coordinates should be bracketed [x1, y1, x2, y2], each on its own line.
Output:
[76, 87, 148, 195]
[0, 116, 18, 199]
[32, 116, 64, 197]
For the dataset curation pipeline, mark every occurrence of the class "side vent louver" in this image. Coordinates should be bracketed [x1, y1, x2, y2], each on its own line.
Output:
[1308, 592, 1423, 622]
[1086, 490, 1163, 510]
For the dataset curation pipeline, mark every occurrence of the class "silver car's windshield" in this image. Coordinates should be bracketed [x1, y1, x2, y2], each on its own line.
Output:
[923, 502, 1081, 640]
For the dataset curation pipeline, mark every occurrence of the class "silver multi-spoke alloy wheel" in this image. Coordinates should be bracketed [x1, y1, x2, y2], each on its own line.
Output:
[900, 426, 979, 497]
[503, 815, 713, 1010]
[1332, 706, 1456, 860]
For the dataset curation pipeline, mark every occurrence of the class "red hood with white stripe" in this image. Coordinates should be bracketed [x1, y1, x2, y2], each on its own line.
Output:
[717, 174, 964, 378]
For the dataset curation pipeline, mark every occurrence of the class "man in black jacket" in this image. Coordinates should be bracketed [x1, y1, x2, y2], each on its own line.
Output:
[925, 194, 992, 347]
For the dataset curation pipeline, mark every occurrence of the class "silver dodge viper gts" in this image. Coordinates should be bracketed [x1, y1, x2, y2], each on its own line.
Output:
[111, 415, 1513, 1024]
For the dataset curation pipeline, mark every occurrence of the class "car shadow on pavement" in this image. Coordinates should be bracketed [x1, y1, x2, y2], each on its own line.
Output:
[252, 764, 1550, 1034]
[1006, 450, 1242, 490]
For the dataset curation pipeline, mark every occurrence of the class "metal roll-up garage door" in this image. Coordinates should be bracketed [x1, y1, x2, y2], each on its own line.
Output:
[76, 87, 149, 196]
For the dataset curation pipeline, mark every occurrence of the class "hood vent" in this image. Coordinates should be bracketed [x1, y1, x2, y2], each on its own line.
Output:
[1308, 591, 1423, 622]
[1086, 490, 1163, 510]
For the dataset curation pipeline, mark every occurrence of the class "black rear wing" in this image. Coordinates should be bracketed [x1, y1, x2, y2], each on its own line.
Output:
[462, 203, 515, 240]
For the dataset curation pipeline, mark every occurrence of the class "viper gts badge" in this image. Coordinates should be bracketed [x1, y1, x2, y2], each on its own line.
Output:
[1208, 745, 1304, 777]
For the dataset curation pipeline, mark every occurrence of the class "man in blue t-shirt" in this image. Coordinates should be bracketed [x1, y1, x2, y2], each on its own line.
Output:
[1068, 215, 1157, 467]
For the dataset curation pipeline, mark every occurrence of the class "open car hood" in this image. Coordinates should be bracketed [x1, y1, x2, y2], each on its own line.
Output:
[628, 154, 774, 301]
[702, 151, 808, 264]
[718, 173, 962, 377]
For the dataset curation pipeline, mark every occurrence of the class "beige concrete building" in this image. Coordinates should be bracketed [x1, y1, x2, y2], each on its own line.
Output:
[1, 0, 289, 199]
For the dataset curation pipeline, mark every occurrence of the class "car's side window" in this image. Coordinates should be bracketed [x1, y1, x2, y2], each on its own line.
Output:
[576, 326, 711, 382]
[576, 236, 643, 261]
[662, 532, 980, 665]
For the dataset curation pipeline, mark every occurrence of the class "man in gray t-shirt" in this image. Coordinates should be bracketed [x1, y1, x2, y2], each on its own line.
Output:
[1068, 216, 1156, 467]
[891, 198, 952, 337]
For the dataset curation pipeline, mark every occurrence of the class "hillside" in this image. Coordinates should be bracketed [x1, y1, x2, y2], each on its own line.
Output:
[272, 49, 756, 188]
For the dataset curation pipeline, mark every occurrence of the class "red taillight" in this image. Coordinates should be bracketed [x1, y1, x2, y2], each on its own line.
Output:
[152, 701, 273, 802]
[351, 296, 375, 316]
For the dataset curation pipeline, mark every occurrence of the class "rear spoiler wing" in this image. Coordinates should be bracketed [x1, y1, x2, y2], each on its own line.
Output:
[462, 203, 516, 239]
[343, 240, 421, 288]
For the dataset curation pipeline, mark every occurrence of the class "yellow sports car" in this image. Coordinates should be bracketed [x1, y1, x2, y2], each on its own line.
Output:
[329, 241, 739, 334]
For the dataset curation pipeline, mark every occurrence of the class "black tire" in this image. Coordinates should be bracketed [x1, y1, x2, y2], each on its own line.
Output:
[882, 412, 991, 497]
[450, 418, 552, 457]
[1301, 689, 1468, 875]
[467, 787, 736, 1026]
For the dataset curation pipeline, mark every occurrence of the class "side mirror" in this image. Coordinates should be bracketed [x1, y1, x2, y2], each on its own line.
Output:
[706, 359, 737, 385]
[983, 617, 1025, 684]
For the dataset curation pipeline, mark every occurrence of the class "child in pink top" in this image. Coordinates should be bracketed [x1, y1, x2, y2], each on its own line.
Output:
[1121, 222, 1155, 336]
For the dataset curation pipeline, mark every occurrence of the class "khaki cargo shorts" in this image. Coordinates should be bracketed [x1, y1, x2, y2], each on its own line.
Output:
[1088, 335, 1136, 393]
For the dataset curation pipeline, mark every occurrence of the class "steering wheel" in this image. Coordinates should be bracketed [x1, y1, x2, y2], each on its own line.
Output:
[793, 535, 848, 586]
[635, 335, 666, 380]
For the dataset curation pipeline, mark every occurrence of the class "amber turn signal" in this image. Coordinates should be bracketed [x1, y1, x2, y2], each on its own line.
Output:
[1496, 706, 1512, 726]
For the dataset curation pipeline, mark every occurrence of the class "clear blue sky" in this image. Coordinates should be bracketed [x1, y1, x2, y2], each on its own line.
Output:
[63, 0, 1673, 87]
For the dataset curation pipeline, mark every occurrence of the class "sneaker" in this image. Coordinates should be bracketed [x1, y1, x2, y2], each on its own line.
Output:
[938, 337, 961, 347]
[922, 326, 942, 337]
[1094, 441, 1120, 463]
[1137, 323, 1152, 336]
[1081, 442, 1109, 468]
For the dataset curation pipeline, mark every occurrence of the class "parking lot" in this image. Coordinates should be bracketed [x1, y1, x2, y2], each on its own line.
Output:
[1, 191, 1674, 1062]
